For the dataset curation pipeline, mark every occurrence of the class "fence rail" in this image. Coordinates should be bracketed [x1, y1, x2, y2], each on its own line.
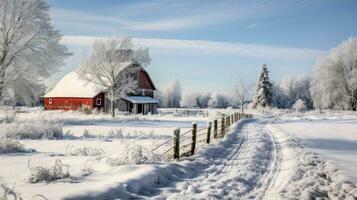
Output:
[151, 112, 253, 161]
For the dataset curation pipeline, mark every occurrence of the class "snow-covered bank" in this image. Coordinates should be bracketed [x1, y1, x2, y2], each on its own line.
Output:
[0, 108, 217, 199]
[272, 114, 357, 184]
[266, 124, 357, 199]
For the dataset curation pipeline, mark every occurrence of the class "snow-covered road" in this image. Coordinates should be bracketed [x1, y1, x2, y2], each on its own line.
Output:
[69, 119, 284, 199]
[153, 119, 282, 199]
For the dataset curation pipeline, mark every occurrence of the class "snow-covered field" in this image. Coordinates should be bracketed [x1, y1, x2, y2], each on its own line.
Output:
[0, 108, 218, 199]
[272, 112, 357, 184]
[1, 108, 357, 199]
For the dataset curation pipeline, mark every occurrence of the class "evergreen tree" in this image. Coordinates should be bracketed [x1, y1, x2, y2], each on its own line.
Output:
[253, 64, 273, 108]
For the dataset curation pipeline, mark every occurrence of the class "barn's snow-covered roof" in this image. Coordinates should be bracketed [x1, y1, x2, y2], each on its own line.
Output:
[44, 71, 101, 98]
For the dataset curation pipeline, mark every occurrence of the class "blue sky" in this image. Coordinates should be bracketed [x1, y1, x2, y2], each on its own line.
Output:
[46, 0, 357, 94]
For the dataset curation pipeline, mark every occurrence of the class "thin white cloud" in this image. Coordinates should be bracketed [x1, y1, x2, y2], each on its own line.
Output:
[126, 16, 208, 31]
[50, 8, 132, 24]
[50, 1, 325, 32]
[61, 35, 326, 60]
[51, 6, 237, 32]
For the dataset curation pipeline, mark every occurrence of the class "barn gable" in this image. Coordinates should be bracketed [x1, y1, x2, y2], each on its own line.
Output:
[138, 69, 156, 90]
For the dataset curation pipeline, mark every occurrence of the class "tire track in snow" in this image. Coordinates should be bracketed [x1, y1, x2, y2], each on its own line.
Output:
[157, 119, 283, 199]
[245, 124, 283, 199]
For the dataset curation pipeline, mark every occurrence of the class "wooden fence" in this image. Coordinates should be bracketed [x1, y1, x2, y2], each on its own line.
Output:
[151, 112, 253, 160]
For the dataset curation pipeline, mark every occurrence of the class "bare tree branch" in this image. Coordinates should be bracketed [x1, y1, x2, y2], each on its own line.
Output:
[234, 76, 253, 114]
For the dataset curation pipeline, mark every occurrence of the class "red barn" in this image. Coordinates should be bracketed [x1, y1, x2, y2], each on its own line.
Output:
[44, 63, 158, 114]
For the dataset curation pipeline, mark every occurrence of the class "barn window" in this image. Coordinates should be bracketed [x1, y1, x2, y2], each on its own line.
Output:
[49, 98, 52, 104]
[96, 98, 101, 105]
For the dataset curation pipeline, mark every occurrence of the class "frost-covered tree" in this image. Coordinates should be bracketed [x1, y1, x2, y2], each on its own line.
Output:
[278, 76, 313, 109]
[234, 76, 253, 114]
[181, 92, 211, 108]
[78, 37, 150, 117]
[0, 0, 69, 99]
[163, 80, 182, 108]
[2, 66, 45, 106]
[311, 37, 357, 111]
[292, 99, 306, 112]
[253, 64, 273, 108]
[272, 84, 291, 109]
[154, 90, 165, 108]
[207, 93, 230, 108]
[197, 93, 211, 108]
[181, 92, 200, 108]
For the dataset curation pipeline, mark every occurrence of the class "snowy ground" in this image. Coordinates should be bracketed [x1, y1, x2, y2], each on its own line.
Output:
[272, 112, 357, 184]
[0, 108, 214, 199]
[1, 108, 357, 199]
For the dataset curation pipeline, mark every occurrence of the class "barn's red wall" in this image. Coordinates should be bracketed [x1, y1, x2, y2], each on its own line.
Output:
[44, 97, 93, 110]
[44, 92, 105, 110]
[139, 70, 155, 90]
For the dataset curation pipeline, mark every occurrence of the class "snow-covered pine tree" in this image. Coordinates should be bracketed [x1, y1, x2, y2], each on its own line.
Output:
[253, 64, 273, 108]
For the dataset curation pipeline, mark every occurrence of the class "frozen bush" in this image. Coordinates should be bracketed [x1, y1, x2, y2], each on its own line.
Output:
[28, 159, 70, 183]
[82, 129, 94, 138]
[77, 105, 92, 115]
[91, 108, 103, 114]
[0, 121, 63, 139]
[0, 182, 22, 200]
[0, 111, 15, 123]
[106, 143, 164, 166]
[293, 99, 307, 112]
[0, 137, 34, 154]
[65, 145, 105, 157]
[82, 129, 124, 140]
[106, 129, 124, 139]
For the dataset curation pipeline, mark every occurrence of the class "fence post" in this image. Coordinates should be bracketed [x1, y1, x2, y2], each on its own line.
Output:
[173, 128, 180, 159]
[221, 117, 225, 136]
[214, 120, 218, 139]
[206, 122, 212, 144]
[191, 123, 197, 156]
[231, 114, 234, 124]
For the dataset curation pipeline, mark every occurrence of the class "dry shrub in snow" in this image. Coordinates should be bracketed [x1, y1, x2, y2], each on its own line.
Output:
[107, 129, 124, 139]
[28, 160, 70, 183]
[0, 137, 33, 154]
[77, 105, 92, 115]
[0, 183, 22, 200]
[0, 111, 15, 124]
[82, 129, 124, 140]
[0, 121, 63, 139]
[82, 129, 93, 138]
[106, 143, 164, 166]
[65, 145, 105, 157]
